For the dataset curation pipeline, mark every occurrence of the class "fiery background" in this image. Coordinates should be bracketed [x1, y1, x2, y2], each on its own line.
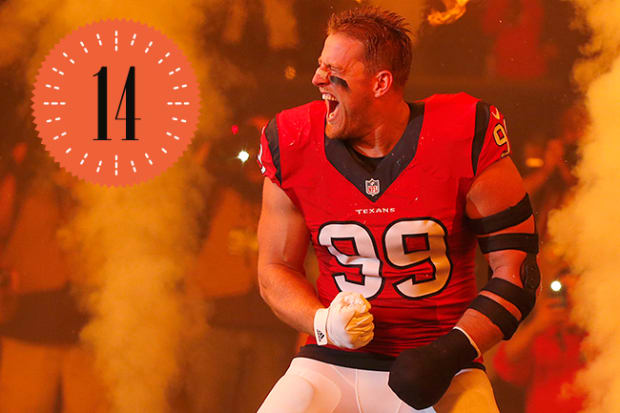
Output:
[0, 0, 616, 412]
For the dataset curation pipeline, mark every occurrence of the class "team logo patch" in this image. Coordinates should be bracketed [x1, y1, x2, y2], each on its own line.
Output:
[365, 178, 380, 196]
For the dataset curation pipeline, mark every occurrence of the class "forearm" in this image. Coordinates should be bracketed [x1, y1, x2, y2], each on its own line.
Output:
[456, 251, 526, 353]
[257, 177, 319, 335]
[455, 310, 501, 355]
[456, 261, 524, 354]
[258, 262, 323, 336]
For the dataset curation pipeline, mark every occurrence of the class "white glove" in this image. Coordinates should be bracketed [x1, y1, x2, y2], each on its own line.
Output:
[314, 292, 374, 349]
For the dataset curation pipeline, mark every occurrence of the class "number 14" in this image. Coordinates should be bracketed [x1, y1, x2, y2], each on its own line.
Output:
[93, 66, 140, 141]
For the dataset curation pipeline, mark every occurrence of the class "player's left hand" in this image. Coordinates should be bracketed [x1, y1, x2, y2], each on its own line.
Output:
[388, 329, 478, 409]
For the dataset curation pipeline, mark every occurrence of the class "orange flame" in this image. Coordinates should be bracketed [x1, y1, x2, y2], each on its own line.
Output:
[427, 0, 471, 26]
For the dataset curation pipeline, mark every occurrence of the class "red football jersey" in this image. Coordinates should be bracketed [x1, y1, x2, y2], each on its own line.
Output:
[258, 93, 510, 357]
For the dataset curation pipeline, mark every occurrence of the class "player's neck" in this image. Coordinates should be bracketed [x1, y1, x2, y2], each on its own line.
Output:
[350, 99, 410, 158]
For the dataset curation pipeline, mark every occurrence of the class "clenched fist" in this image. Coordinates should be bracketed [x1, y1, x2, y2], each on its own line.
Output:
[314, 291, 374, 349]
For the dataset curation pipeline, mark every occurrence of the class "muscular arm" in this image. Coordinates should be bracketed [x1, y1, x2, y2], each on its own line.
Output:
[257, 177, 322, 336]
[458, 156, 537, 354]
[388, 157, 537, 409]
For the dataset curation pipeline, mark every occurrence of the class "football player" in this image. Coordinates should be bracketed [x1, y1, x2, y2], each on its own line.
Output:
[256, 7, 539, 413]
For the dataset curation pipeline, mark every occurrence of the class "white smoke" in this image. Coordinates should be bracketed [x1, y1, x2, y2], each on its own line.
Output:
[548, 1, 620, 412]
[66, 163, 209, 413]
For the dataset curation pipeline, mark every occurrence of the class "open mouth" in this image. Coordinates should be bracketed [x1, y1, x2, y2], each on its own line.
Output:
[322, 93, 340, 122]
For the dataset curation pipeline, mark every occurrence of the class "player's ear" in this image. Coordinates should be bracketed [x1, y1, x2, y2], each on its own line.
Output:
[373, 70, 393, 98]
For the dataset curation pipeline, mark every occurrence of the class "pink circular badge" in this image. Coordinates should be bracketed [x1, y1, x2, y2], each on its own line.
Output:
[32, 20, 200, 186]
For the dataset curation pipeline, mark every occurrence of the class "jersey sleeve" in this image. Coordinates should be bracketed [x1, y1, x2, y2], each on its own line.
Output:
[471, 101, 511, 176]
[257, 117, 282, 186]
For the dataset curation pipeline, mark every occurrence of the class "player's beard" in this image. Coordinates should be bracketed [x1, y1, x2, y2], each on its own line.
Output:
[325, 98, 371, 141]
[325, 101, 346, 139]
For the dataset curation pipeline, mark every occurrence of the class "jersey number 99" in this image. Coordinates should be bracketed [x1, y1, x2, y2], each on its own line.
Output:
[318, 218, 452, 300]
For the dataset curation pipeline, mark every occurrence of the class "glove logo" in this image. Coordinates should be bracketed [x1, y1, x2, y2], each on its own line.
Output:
[316, 330, 325, 342]
[31, 20, 200, 187]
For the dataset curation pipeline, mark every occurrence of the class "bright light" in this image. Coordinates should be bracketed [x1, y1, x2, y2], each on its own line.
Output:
[550, 280, 563, 292]
[237, 150, 250, 163]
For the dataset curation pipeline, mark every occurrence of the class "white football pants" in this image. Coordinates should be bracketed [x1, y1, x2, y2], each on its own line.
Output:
[257, 357, 499, 413]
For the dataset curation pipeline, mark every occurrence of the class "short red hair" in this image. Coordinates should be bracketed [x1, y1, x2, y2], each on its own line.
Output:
[327, 7, 413, 89]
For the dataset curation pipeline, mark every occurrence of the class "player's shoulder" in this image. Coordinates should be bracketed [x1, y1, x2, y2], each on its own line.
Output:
[421, 95, 509, 176]
[422, 92, 499, 132]
[275, 100, 324, 131]
[265, 100, 324, 147]
[277, 100, 325, 121]
[423, 92, 487, 111]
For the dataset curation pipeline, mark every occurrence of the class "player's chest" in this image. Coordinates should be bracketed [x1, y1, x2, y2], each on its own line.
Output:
[292, 157, 470, 232]
[298, 163, 471, 302]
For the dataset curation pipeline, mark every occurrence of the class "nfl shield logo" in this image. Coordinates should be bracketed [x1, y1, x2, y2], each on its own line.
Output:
[365, 179, 380, 196]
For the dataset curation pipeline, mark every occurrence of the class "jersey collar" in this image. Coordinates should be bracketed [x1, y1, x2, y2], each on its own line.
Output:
[324, 102, 425, 202]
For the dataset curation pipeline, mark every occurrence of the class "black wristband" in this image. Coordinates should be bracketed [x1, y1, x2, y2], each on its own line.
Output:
[478, 233, 539, 254]
[469, 295, 519, 339]
[481, 278, 536, 319]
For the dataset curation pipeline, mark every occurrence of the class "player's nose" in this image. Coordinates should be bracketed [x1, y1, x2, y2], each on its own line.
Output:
[312, 66, 329, 87]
